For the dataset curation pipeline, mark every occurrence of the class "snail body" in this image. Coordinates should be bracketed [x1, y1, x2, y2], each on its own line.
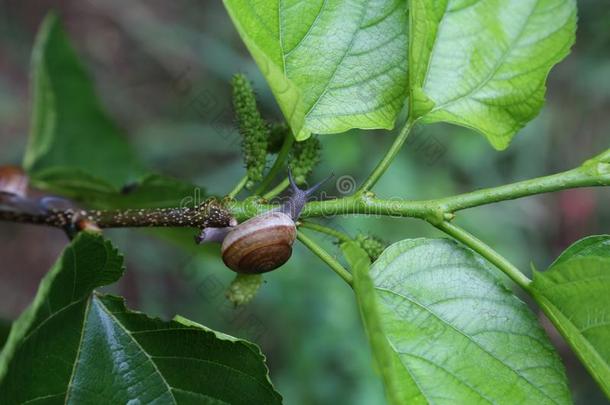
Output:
[198, 171, 331, 274]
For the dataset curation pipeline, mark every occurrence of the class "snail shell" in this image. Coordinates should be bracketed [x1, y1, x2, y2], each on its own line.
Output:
[221, 211, 296, 274]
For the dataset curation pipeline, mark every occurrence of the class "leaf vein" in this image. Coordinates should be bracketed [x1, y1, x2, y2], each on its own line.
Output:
[303, 0, 371, 119]
[377, 286, 561, 403]
[283, 0, 328, 58]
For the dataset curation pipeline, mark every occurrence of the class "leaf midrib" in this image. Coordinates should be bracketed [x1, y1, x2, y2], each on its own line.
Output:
[282, 0, 329, 58]
[278, 0, 286, 74]
[64, 297, 91, 405]
[94, 298, 279, 402]
[92, 297, 177, 404]
[303, 0, 371, 119]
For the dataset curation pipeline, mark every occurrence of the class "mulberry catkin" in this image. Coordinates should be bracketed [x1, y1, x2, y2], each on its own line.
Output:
[289, 137, 321, 185]
[232, 74, 269, 189]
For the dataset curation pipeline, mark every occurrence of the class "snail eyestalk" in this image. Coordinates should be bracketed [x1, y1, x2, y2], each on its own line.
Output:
[281, 170, 333, 220]
[304, 173, 334, 197]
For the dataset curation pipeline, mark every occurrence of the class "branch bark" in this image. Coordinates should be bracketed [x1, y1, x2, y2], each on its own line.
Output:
[1, 157, 608, 230]
[0, 198, 236, 230]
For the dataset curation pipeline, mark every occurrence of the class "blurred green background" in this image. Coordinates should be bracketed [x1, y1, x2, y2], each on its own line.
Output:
[0, 1, 608, 403]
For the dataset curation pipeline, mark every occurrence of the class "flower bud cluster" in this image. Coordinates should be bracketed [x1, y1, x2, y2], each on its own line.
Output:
[232, 74, 269, 189]
[226, 273, 263, 306]
[232, 74, 322, 188]
[290, 137, 321, 185]
[355, 234, 387, 261]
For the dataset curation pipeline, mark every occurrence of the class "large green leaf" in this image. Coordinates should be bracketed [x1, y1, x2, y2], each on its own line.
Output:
[0, 233, 281, 404]
[24, 13, 146, 188]
[224, 1, 576, 148]
[356, 238, 570, 404]
[223, 0, 409, 140]
[531, 235, 610, 398]
[409, 0, 577, 149]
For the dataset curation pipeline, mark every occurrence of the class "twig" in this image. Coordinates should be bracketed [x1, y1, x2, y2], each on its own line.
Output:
[227, 176, 249, 199]
[298, 221, 352, 243]
[297, 231, 353, 286]
[0, 198, 235, 230]
[263, 178, 290, 200]
[255, 135, 294, 195]
[436, 221, 532, 290]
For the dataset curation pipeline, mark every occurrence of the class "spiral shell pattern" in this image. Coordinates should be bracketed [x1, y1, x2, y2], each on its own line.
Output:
[221, 211, 296, 274]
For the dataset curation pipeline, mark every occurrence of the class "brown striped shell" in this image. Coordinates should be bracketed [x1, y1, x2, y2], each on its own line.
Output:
[221, 211, 296, 274]
[0, 165, 28, 198]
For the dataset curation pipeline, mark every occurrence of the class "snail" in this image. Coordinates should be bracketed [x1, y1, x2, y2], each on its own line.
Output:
[197, 171, 331, 274]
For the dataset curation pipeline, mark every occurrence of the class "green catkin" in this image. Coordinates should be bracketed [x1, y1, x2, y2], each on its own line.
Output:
[232, 74, 269, 189]
[226, 274, 263, 306]
[355, 234, 387, 262]
[289, 137, 321, 185]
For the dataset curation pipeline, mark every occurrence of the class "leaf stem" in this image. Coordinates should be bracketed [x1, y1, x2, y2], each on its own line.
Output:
[297, 231, 353, 287]
[358, 119, 416, 192]
[436, 221, 532, 290]
[436, 165, 609, 213]
[229, 162, 609, 221]
[227, 175, 249, 199]
[263, 178, 290, 200]
[298, 221, 352, 243]
[255, 135, 294, 195]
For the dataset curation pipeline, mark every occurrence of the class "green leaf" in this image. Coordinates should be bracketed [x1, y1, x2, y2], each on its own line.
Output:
[583, 148, 610, 179]
[0, 233, 281, 404]
[531, 235, 610, 398]
[409, 0, 577, 149]
[23, 14, 207, 210]
[225, 1, 576, 147]
[359, 238, 570, 404]
[590, 148, 610, 164]
[223, 0, 408, 140]
[33, 170, 202, 209]
[341, 242, 414, 405]
[24, 13, 146, 188]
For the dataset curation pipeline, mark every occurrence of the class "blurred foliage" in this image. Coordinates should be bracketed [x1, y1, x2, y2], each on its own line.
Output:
[0, 1, 608, 404]
[23, 13, 145, 187]
[0, 320, 10, 350]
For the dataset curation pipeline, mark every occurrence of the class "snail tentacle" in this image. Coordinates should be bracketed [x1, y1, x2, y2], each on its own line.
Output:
[280, 170, 333, 220]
